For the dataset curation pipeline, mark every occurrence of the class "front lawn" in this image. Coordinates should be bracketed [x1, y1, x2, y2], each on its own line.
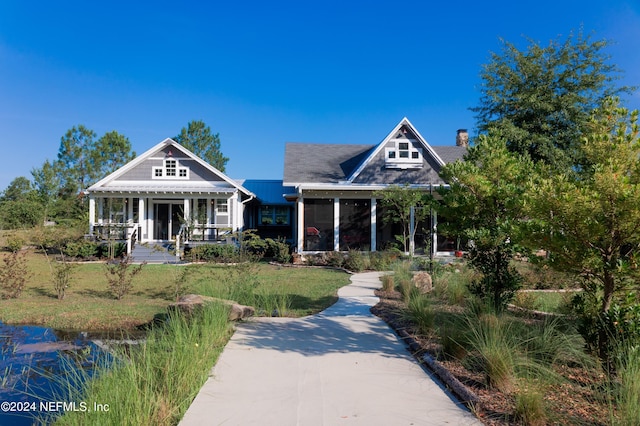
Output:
[0, 250, 350, 331]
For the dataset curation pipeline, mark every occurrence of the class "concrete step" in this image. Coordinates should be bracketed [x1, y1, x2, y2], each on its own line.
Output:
[131, 243, 181, 264]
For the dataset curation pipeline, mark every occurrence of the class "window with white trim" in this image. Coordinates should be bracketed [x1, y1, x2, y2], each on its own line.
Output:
[384, 139, 423, 169]
[216, 199, 228, 214]
[152, 159, 189, 179]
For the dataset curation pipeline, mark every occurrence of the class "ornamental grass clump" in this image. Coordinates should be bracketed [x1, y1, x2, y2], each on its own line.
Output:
[55, 304, 232, 426]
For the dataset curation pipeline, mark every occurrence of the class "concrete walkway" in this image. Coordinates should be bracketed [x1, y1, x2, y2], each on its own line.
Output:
[180, 271, 481, 426]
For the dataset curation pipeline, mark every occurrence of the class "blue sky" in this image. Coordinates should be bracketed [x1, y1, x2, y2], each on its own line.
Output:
[1, 1, 639, 191]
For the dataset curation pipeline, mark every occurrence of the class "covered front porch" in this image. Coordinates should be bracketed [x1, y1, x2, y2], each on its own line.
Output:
[87, 191, 242, 254]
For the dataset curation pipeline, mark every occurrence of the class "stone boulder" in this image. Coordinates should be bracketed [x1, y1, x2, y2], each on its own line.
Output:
[168, 294, 255, 321]
[412, 272, 433, 294]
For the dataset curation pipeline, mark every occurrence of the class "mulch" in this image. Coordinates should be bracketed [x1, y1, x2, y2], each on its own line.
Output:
[370, 290, 612, 426]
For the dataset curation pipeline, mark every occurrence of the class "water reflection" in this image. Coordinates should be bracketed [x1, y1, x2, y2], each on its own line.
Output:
[0, 321, 113, 425]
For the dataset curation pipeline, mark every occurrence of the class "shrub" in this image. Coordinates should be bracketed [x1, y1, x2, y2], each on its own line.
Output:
[343, 250, 366, 272]
[5, 235, 25, 252]
[104, 256, 145, 300]
[52, 258, 76, 300]
[266, 238, 291, 263]
[369, 251, 398, 271]
[98, 241, 126, 259]
[187, 244, 238, 262]
[63, 240, 100, 259]
[0, 251, 31, 299]
[324, 251, 345, 268]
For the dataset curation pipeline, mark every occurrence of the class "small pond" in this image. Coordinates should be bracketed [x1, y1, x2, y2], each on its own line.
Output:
[0, 321, 119, 425]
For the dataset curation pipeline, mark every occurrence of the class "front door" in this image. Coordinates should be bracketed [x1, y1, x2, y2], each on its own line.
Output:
[154, 203, 184, 240]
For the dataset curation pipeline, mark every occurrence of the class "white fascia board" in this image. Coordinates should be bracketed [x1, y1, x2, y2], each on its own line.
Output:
[87, 139, 174, 191]
[347, 119, 407, 182]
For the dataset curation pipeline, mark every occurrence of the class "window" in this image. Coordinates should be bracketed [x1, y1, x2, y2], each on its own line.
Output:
[260, 206, 289, 225]
[384, 139, 423, 169]
[165, 159, 176, 176]
[216, 199, 228, 214]
[152, 158, 189, 179]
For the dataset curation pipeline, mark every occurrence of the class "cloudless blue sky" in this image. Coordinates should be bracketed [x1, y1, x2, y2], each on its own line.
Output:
[1, 1, 639, 190]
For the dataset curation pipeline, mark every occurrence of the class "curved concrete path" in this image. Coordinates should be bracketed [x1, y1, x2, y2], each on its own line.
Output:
[180, 272, 481, 425]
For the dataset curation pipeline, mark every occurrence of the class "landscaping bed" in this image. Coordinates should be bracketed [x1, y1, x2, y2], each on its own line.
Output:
[372, 288, 613, 425]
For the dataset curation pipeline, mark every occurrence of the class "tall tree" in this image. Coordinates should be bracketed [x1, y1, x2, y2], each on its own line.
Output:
[1, 176, 34, 202]
[174, 120, 228, 172]
[94, 131, 136, 178]
[56, 125, 98, 194]
[472, 30, 634, 175]
[31, 160, 61, 222]
[525, 98, 640, 362]
[439, 130, 532, 311]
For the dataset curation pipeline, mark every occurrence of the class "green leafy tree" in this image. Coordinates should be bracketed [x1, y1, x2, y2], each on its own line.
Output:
[525, 98, 640, 362]
[1, 176, 34, 202]
[31, 160, 61, 222]
[439, 130, 532, 311]
[472, 30, 634, 175]
[174, 120, 229, 172]
[375, 184, 434, 255]
[94, 131, 136, 178]
[0, 177, 41, 228]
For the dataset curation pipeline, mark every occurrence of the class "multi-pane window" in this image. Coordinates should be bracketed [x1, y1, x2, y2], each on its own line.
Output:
[260, 206, 289, 225]
[385, 139, 423, 169]
[165, 159, 176, 176]
[153, 159, 188, 178]
[217, 199, 228, 214]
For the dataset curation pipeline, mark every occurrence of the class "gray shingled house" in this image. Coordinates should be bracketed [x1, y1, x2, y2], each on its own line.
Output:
[86, 117, 466, 257]
[85, 138, 255, 253]
[283, 117, 467, 254]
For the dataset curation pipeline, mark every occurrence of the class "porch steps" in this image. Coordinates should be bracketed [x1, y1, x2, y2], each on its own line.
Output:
[131, 243, 182, 264]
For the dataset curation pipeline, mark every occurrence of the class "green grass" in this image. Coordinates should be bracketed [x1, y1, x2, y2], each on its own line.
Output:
[0, 250, 350, 330]
[53, 304, 233, 426]
[512, 290, 576, 314]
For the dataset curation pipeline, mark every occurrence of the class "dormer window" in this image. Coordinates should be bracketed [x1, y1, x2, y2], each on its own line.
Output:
[385, 139, 423, 169]
[153, 159, 189, 179]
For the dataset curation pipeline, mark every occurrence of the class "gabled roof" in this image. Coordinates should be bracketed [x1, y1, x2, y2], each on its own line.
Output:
[283, 118, 466, 187]
[347, 117, 444, 182]
[88, 138, 254, 197]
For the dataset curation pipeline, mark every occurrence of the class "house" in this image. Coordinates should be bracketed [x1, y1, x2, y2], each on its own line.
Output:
[86, 138, 254, 252]
[283, 117, 467, 254]
[86, 117, 467, 257]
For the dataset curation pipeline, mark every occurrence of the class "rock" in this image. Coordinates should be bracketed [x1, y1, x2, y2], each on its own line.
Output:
[412, 272, 433, 294]
[168, 294, 255, 321]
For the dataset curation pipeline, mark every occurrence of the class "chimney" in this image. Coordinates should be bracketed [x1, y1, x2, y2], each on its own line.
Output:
[456, 129, 469, 147]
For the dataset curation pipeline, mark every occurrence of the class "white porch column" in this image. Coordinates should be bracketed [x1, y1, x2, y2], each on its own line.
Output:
[89, 197, 96, 235]
[127, 197, 133, 223]
[333, 198, 340, 251]
[97, 197, 104, 224]
[207, 198, 213, 240]
[297, 195, 304, 253]
[138, 198, 145, 241]
[370, 198, 377, 252]
[432, 210, 438, 256]
[183, 198, 190, 222]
